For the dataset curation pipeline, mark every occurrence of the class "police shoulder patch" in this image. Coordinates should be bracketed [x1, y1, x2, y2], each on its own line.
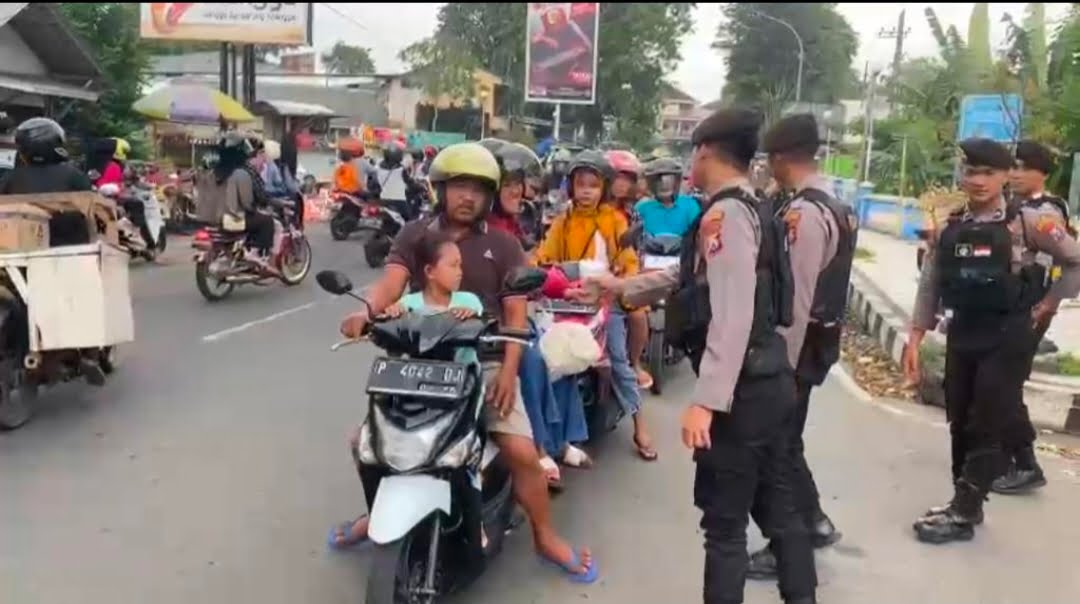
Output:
[784, 209, 802, 244]
[1035, 212, 1067, 241]
[701, 208, 725, 258]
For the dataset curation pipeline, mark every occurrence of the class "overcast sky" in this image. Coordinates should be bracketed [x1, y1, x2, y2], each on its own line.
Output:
[312, 3, 1070, 103]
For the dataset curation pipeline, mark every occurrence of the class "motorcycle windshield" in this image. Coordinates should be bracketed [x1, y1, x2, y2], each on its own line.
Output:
[642, 235, 682, 256]
[370, 314, 488, 357]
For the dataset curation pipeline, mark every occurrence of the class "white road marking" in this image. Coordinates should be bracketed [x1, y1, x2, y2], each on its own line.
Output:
[201, 302, 318, 343]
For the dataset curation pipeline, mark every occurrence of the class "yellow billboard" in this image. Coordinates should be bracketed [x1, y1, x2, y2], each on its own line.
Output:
[140, 3, 312, 46]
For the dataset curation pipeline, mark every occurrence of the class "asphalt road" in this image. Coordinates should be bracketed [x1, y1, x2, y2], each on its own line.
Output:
[3, 226, 1080, 604]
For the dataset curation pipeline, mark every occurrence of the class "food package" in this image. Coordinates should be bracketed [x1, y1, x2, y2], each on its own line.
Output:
[0, 203, 50, 251]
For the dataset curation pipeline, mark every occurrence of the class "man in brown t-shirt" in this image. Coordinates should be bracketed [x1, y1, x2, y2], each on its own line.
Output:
[335, 143, 596, 581]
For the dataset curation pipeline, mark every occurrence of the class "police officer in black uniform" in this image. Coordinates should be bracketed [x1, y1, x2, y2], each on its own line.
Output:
[584, 108, 817, 603]
[904, 138, 1080, 543]
[993, 140, 1075, 494]
[747, 114, 858, 578]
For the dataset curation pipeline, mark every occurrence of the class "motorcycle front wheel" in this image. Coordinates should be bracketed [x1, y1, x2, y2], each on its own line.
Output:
[195, 252, 235, 302]
[279, 236, 313, 285]
[365, 519, 437, 604]
[330, 209, 356, 241]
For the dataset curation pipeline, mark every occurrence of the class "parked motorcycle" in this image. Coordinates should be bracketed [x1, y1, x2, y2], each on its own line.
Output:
[638, 234, 684, 394]
[328, 192, 405, 269]
[191, 198, 312, 302]
[316, 267, 545, 604]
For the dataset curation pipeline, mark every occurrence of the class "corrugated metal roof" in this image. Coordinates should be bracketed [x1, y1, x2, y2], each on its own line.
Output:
[256, 82, 386, 126]
[0, 73, 98, 101]
[254, 99, 336, 117]
[0, 3, 29, 28]
[5, 3, 100, 81]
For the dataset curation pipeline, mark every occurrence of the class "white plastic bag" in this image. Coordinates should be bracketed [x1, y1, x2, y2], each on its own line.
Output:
[539, 322, 602, 380]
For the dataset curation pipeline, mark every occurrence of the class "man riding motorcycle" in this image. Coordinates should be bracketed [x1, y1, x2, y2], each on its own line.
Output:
[332, 142, 597, 582]
[373, 143, 421, 221]
[636, 157, 701, 238]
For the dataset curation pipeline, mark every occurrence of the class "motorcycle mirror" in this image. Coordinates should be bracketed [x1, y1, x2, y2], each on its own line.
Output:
[502, 267, 548, 295]
[87, 170, 101, 182]
[316, 270, 354, 295]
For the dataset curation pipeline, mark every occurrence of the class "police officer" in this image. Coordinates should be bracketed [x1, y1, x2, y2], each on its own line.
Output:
[576, 108, 816, 604]
[993, 140, 1074, 494]
[746, 114, 857, 579]
[903, 138, 1080, 543]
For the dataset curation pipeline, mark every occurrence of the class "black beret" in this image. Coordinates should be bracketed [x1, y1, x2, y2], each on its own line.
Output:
[691, 108, 762, 165]
[959, 138, 1012, 170]
[1014, 140, 1054, 174]
[763, 113, 820, 155]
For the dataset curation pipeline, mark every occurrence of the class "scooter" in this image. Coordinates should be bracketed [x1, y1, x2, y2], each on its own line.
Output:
[98, 183, 168, 261]
[638, 234, 685, 395]
[328, 192, 406, 268]
[316, 267, 545, 604]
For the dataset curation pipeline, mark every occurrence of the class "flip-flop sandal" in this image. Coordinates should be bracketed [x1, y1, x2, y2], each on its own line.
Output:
[539, 456, 564, 492]
[326, 517, 371, 551]
[542, 548, 599, 584]
[560, 445, 593, 469]
[633, 436, 659, 462]
[635, 369, 654, 390]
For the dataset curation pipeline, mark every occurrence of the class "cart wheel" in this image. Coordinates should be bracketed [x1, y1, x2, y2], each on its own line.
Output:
[0, 371, 37, 431]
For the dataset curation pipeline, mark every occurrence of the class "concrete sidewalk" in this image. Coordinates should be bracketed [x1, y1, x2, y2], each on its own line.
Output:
[850, 229, 1080, 433]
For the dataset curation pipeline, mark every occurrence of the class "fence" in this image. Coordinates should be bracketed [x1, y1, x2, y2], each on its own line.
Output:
[830, 178, 926, 241]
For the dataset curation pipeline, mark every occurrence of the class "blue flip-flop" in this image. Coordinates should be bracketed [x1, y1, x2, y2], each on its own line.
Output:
[326, 517, 371, 551]
[543, 548, 599, 584]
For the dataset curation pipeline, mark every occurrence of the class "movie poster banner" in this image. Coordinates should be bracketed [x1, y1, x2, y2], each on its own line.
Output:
[525, 3, 600, 105]
[140, 3, 313, 46]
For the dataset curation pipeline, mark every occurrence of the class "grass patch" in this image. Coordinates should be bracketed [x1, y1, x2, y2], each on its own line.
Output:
[919, 340, 946, 374]
[854, 246, 875, 261]
[1056, 353, 1080, 376]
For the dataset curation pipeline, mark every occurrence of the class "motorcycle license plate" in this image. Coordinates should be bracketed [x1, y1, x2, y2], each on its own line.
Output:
[357, 217, 382, 229]
[642, 255, 680, 271]
[541, 299, 598, 315]
[367, 358, 468, 400]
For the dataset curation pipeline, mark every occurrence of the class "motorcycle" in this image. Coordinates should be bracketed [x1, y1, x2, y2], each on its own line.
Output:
[638, 234, 685, 395]
[191, 198, 312, 302]
[533, 261, 623, 438]
[316, 267, 545, 604]
[328, 192, 405, 269]
[98, 182, 168, 261]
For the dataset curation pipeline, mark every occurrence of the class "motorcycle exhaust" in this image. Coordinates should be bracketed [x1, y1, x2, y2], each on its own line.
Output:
[224, 274, 262, 284]
[24, 352, 41, 370]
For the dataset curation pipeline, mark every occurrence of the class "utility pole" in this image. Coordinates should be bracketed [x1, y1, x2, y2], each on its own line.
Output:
[878, 10, 910, 113]
[862, 63, 879, 183]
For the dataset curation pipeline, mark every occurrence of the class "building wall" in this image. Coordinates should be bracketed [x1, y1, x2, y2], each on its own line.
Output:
[0, 26, 48, 76]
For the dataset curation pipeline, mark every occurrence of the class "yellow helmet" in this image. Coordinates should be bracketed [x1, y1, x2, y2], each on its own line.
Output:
[428, 142, 501, 191]
[112, 138, 130, 161]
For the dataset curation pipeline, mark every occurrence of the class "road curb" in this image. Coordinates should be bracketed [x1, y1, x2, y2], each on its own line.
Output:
[848, 265, 1080, 434]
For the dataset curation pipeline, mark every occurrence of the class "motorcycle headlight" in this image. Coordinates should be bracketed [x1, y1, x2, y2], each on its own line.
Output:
[372, 403, 458, 473]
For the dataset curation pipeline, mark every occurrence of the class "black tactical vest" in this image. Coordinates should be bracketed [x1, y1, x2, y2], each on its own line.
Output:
[667, 187, 795, 375]
[937, 206, 1046, 318]
[779, 187, 859, 326]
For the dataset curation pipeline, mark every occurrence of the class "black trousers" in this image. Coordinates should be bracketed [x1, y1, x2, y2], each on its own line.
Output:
[944, 315, 1034, 487]
[244, 211, 275, 254]
[1001, 320, 1049, 459]
[787, 380, 821, 521]
[694, 372, 817, 604]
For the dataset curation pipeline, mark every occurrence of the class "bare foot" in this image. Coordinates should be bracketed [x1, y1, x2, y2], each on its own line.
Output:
[632, 419, 658, 461]
[330, 515, 370, 548]
[535, 530, 593, 576]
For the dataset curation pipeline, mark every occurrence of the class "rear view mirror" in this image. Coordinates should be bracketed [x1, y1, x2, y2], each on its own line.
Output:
[502, 267, 548, 295]
[87, 170, 101, 182]
[316, 270, 354, 295]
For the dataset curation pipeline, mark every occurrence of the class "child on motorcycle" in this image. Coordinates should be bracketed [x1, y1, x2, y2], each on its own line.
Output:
[533, 150, 658, 462]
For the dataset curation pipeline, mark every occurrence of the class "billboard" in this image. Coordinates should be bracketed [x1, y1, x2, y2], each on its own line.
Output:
[956, 94, 1023, 143]
[525, 3, 600, 105]
[140, 3, 313, 46]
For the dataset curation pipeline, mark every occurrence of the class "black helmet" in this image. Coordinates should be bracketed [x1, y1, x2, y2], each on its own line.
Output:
[383, 144, 404, 166]
[407, 147, 424, 162]
[567, 149, 612, 182]
[479, 138, 543, 184]
[15, 117, 67, 164]
[643, 157, 682, 178]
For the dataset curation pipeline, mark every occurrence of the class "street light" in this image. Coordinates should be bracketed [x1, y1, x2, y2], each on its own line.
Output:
[749, 9, 805, 104]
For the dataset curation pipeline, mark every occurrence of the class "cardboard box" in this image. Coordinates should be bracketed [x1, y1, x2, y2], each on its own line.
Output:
[0, 203, 50, 251]
[0, 192, 119, 246]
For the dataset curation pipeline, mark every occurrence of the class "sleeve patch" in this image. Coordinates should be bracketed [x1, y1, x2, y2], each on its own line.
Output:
[784, 209, 802, 244]
[701, 209, 725, 258]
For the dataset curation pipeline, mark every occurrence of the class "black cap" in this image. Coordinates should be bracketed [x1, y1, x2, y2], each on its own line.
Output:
[959, 138, 1012, 170]
[691, 108, 762, 167]
[763, 113, 820, 156]
[1014, 140, 1054, 174]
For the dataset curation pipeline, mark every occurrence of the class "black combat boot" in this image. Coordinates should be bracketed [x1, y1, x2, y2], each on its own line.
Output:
[746, 545, 777, 580]
[808, 509, 841, 548]
[991, 447, 1046, 494]
[914, 480, 983, 544]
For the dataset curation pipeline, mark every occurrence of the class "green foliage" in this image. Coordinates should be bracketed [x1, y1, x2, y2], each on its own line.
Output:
[967, 3, 993, 80]
[59, 3, 150, 144]
[1025, 4, 1049, 89]
[715, 3, 858, 106]
[1057, 353, 1080, 376]
[399, 34, 481, 131]
[434, 2, 693, 147]
[321, 42, 376, 75]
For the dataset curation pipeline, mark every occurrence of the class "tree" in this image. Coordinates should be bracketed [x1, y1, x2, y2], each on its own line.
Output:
[321, 42, 376, 75]
[60, 4, 150, 144]
[399, 34, 480, 131]
[967, 3, 993, 81]
[435, 2, 693, 148]
[1024, 3, 1048, 89]
[715, 3, 857, 107]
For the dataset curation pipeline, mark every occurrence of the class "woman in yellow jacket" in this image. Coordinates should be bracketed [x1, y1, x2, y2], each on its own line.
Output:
[533, 151, 657, 462]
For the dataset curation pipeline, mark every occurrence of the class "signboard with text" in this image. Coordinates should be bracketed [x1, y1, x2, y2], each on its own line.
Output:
[140, 3, 313, 46]
[525, 3, 600, 105]
[956, 94, 1022, 143]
